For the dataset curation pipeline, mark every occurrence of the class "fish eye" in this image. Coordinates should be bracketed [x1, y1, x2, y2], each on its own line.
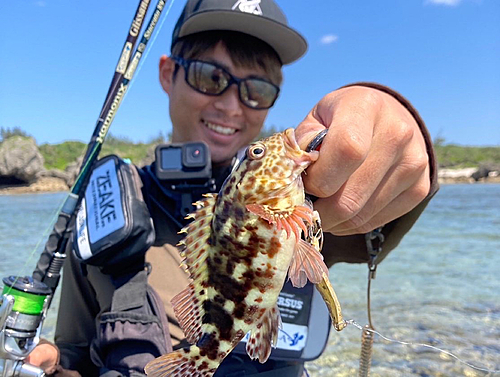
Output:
[247, 144, 266, 160]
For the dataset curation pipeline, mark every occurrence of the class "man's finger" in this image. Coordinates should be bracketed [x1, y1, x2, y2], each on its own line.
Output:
[334, 150, 430, 233]
[301, 88, 384, 198]
[303, 118, 375, 198]
[328, 174, 430, 236]
[318, 119, 424, 231]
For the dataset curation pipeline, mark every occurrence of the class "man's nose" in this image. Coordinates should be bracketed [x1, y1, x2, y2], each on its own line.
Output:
[213, 84, 243, 116]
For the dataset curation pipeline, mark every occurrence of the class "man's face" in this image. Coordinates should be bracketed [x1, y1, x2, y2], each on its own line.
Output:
[159, 43, 272, 166]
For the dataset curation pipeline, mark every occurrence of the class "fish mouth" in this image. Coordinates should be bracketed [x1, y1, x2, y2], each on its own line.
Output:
[255, 129, 316, 203]
[283, 129, 319, 167]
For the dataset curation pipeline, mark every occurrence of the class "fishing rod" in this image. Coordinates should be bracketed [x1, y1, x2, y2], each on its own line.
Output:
[32, 0, 158, 286]
[84, 0, 152, 165]
[0, 1, 169, 375]
[33, 0, 160, 284]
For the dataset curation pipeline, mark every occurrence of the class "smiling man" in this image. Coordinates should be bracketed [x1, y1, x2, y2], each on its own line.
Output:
[29, 0, 437, 376]
[160, 41, 276, 165]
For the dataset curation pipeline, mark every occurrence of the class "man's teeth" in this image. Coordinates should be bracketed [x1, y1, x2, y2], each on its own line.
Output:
[205, 122, 236, 135]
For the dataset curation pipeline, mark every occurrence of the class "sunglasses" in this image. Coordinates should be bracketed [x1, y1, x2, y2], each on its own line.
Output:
[171, 56, 280, 110]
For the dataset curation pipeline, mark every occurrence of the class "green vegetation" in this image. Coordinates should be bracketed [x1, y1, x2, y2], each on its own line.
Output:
[33, 137, 500, 171]
[3, 126, 499, 171]
[434, 143, 500, 169]
[38, 134, 160, 170]
[100, 134, 155, 169]
[0, 127, 32, 141]
[37, 127, 282, 171]
[39, 141, 87, 170]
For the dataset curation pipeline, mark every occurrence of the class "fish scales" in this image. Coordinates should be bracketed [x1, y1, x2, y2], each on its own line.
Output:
[145, 129, 339, 377]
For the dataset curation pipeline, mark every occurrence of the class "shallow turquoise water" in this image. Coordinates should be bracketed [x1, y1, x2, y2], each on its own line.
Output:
[0, 185, 499, 376]
[309, 184, 500, 376]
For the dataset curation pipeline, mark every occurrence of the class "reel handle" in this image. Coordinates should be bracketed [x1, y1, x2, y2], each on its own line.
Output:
[0, 359, 45, 377]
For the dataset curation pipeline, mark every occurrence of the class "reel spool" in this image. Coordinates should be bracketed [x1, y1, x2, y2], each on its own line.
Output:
[0, 276, 50, 376]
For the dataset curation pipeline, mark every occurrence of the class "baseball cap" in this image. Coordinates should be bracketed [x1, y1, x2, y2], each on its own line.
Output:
[171, 0, 308, 65]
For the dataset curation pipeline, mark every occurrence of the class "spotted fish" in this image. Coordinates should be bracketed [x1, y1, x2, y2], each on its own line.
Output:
[145, 129, 341, 377]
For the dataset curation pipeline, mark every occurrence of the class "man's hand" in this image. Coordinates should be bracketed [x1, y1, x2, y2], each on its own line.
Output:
[296, 85, 430, 236]
[26, 342, 59, 374]
[26, 342, 81, 376]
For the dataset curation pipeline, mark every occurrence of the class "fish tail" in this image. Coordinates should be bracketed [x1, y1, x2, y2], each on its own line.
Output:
[144, 345, 218, 377]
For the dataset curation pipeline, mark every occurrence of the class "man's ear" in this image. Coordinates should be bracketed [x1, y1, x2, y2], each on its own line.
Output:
[159, 55, 176, 94]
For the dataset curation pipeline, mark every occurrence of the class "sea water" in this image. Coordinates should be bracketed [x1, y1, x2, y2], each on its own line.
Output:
[0, 185, 499, 376]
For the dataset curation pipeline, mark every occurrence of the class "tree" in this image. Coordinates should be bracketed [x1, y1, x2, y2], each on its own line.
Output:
[0, 126, 32, 142]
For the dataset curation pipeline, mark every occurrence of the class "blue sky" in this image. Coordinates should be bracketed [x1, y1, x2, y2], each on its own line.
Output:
[1, 0, 499, 146]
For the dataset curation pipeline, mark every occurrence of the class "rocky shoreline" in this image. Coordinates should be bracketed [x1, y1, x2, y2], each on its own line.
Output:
[0, 177, 69, 195]
[0, 136, 81, 195]
[1, 169, 500, 196]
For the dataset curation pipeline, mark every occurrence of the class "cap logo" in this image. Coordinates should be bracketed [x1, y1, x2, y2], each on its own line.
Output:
[232, 0, 263, 16]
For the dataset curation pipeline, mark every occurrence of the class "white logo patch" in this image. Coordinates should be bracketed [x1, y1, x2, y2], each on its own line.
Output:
[79, 159, 125, 247]
[232, 0, 262, 15]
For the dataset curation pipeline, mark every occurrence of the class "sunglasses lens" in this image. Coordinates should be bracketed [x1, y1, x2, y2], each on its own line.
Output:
[240, 79, 279, 109]
[180, 58, 279, 110]
[187, 61, 229, 95]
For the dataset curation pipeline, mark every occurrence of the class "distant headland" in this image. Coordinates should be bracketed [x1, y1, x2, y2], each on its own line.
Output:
[1, 131, 499, 195]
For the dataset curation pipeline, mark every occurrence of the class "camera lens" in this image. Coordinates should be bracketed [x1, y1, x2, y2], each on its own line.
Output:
[191, 149, 201, 158]
[183, 143, 207, 168]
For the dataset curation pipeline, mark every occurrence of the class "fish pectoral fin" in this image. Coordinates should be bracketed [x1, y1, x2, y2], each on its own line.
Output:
[246, 304, 282, 363]
[288, 239, 329, 288]
[246, 204, 313, 240]
[171, 283, 203, 344]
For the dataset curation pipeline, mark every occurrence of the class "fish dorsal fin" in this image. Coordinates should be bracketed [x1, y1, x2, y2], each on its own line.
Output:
[177, 193, 217, 281]
[172, 194, 217, 344]
[171, 283, 203, 344]
[246, 204, 313, 240]
[245, 304, 282, 363]
[288, 239, 329, 288]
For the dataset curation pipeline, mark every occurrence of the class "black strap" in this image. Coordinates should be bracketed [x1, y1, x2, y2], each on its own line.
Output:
[90, 267, 172, 376]
[111, 269, 148, 312]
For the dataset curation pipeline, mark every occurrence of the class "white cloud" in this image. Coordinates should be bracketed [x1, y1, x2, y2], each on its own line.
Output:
[320, 34, 339, 45]
[34, 1, 47, 6]
[425, 0, 462, 6]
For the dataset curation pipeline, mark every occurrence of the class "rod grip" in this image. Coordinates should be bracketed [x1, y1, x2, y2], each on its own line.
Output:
[32, 212, 71, 284]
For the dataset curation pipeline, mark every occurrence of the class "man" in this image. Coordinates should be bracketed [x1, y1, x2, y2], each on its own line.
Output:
[28, 0, 437, 375]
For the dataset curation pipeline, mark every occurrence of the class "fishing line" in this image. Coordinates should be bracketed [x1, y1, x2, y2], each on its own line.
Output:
[59, 0, 158, 203]
[72, 0, 173, 196]
[94, 0, 175, 128]
[4, 194, 68, 293]
[73, 0, 176, 190]
[2, 284, 46, 315]
[30, 0, 174, 285]
[345, 319, 500, 374]
[125, 0, 176, 96]
[48, 0, 178, 272]
[96, 0, 153, 128]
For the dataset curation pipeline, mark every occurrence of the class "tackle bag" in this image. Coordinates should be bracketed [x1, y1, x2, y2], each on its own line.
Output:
[73, 155, 155, 272]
